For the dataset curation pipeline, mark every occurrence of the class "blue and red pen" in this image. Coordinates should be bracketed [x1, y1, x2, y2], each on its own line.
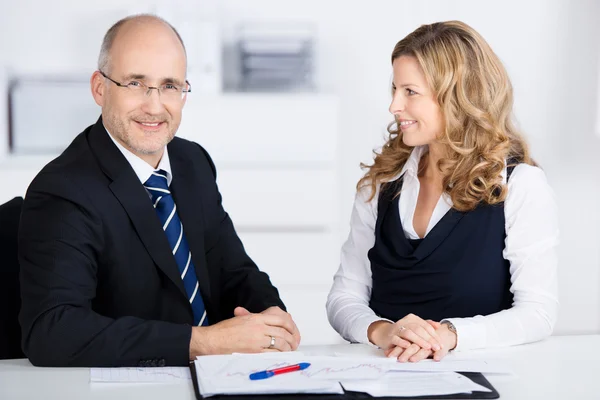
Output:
[249, 362, 311, 380]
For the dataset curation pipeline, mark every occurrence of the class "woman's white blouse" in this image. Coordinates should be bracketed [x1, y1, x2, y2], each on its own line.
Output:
[326, 146, 559, 351]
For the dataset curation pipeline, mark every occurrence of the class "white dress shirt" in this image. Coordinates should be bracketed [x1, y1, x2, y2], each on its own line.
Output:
[326, 145, 559, 351]
[105, 126, 173, 187]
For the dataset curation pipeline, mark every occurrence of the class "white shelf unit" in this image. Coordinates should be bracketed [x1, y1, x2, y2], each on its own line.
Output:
[2, 93, 346, 345]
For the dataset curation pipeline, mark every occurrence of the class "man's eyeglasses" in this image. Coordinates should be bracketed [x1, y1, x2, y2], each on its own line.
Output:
[99, 71, 191, 102]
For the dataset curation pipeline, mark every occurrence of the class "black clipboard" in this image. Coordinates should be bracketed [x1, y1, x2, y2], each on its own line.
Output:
[189, 362, 499, 400]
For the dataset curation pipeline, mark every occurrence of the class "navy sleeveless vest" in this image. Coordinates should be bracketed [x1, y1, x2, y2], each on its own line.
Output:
[368, 168, 515, 322]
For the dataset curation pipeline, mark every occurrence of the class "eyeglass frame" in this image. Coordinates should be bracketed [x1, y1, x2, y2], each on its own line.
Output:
[98, 70, 191, 101]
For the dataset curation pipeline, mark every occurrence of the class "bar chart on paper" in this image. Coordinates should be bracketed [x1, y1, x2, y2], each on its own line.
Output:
[90, 367, 192, 383]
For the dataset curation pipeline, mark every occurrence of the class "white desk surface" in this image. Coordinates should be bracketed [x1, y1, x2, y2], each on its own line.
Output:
[0, 335, 597, 400]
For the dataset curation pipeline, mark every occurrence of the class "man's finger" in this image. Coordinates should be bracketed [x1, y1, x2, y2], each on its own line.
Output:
[266, 327, 296, 351]
[288, 315, 301, 337]
[262, 314, 296, 337]
[264, 308, 302, 345]
[265, 307, 300, 338]
[266, 335, 292, 352]
[234, 306, 251, 317]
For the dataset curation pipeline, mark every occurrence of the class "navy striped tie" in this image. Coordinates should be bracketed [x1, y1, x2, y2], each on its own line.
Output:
[144, 170, 209, 326]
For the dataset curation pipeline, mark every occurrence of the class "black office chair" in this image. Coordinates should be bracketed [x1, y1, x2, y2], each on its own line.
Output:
[0, 196, 24, 359]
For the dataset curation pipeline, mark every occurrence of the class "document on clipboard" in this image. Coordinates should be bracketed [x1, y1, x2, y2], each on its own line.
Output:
[188, 352, 500, 399]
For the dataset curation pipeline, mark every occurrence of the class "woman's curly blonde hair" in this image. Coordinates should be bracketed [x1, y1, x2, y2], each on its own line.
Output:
[358, 21, 535, 211]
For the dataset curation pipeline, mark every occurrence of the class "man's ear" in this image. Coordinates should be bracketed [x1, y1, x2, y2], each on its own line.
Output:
[181, 87, 188, 108]
[90, 71, 106, 107]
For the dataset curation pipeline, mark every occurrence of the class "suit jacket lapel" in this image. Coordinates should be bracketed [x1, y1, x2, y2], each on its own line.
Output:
[169, 146, 212, 305]
[87, 117, 187, 298]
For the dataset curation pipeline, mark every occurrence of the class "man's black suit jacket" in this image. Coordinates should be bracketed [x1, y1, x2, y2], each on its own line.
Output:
[18, 117, 285, 367]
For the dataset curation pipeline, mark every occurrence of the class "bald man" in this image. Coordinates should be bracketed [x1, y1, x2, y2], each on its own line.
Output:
[18, 15, 300, 367]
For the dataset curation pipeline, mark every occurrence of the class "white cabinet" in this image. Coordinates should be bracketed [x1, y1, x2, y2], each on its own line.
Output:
[177, 94, 338, 165]
[2, 93, 346, 345]
[216, 169, 336, 227]
[179, 94, 344, 345]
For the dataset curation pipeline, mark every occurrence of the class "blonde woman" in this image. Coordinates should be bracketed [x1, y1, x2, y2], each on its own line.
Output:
[326, 21, 558, 363]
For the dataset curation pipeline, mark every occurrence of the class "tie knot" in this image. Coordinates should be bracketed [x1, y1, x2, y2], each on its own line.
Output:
[144, 170, 170, 202]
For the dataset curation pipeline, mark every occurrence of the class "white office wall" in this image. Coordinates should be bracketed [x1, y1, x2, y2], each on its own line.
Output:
[0, 0, 598, 338]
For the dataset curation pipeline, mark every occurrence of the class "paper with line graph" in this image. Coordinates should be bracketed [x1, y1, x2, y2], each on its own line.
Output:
[193, 353, 396, 397]
[90, 366, 191, 383]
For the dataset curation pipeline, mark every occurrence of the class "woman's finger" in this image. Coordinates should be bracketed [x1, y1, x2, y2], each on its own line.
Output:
[412, 325, 442, 351]
[387, 346, 405, 359]
[420, 322, 443, 344]
[398, 343, 421, 363]
[433, 346, 450, 361]
[427, 320, 442, 329]
[410, 347, 433, 363]
[400, 316, 442, 348]
[398, 327, 432, 350]
[391, 334, 412, 349]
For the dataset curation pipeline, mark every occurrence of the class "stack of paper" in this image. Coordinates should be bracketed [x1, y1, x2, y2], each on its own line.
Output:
[341, 371, 491, 397]
[388, 358, 514, 375]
